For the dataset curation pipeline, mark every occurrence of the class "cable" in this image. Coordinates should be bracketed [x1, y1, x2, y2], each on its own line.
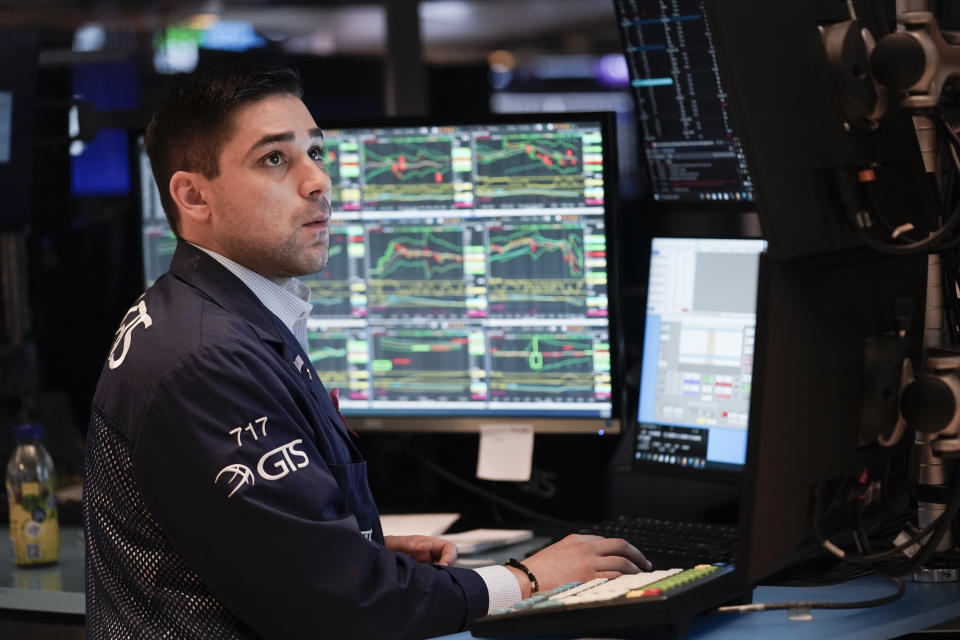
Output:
[851, 193, 960, 254]
[852, 492, 873, 555]
[811, 464, 960, 575]
[813, 492, 934, 566]
[389, 438, 580, 530]
[941, 247, 960, 343]
[717, 574, 905, 614]
[849, 112, 960, 254]
[940, 251, 960, 343]
[898, 473, 960, 574]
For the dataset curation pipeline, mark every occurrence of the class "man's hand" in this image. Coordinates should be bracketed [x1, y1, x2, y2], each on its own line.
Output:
[508, 534, 652, 598]
[384, 535, 458, 566]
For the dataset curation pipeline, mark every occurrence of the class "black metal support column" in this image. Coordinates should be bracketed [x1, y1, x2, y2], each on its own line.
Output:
[384, 0, 428, 116]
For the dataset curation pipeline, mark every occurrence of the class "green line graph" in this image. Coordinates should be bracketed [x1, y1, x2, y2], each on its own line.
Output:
[308, 344, 347, 362]
[363, 139, 453, 185]
[476, 134, 583, 177]
[492, 334, 594, 372]
[474, 134, 586, 207]
[489, 332, 597, 401]
[305, 333, 350, 388]
[488, 226, 584, 277]
[369, 229, 464, 279]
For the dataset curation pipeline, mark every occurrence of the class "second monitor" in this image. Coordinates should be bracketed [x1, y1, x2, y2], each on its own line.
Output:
[635, 236, 766, 474]
[605, 236, 765, 526]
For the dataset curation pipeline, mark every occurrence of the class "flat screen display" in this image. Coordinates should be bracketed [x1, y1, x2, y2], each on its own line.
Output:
[614, 0, 754, 207]
[635, 237, 766, 471]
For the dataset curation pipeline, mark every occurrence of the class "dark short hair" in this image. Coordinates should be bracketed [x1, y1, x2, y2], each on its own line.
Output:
[143, 64, 303, 235]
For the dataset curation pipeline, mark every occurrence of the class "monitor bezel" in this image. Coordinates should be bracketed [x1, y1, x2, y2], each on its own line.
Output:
[735, 248, 926, 584]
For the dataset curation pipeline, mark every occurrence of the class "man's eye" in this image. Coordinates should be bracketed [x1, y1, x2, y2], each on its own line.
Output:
[264, 152, 284, 166]
[308, 146, 324, 162]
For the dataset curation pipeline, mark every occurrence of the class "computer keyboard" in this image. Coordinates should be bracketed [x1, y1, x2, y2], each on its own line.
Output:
[579, 515, 738, 568]
[470, 564, 750, 639]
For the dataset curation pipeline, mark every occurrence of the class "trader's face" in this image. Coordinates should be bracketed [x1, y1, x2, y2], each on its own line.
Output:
[207, 93, 332, 278]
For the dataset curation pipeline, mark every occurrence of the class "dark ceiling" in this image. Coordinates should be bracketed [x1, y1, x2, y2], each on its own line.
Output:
[0, 0, 622, 64]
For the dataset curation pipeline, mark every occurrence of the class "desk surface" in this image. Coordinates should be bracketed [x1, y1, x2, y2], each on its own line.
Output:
[445, 574, 960, 640]
[0, 525, 84, 618]
[3, 527, 960, 639]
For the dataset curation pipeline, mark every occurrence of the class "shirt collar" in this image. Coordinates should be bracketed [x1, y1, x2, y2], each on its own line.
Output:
[190, 244, 313, 335]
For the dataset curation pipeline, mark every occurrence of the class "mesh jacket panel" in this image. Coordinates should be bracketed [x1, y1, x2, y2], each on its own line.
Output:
[83, 404, 260, 639]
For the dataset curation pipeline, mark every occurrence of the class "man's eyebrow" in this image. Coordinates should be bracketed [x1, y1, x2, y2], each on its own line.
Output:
[249, 131, 294, 153]
[247, 128, 324, 155]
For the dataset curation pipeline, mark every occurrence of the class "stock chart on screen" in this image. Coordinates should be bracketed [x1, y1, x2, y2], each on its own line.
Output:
[139, 115, 619, 426]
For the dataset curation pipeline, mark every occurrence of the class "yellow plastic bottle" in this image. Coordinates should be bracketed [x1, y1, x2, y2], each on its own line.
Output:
[6, 424, 60, 566]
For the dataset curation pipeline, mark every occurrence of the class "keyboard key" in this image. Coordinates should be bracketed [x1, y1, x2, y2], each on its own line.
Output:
[471, 564, 751, 639]
[578, 516, 737, 565]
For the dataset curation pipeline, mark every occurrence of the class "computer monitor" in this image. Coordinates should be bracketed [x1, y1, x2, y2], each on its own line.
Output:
[634, 237, 766, 476]
[70, 60, 138, 198]
[0, 29, 38, 230]
[612, 0, 754, 210]
[604, 236, 764, 525]
[136, 112, 623, 434]
[700, 0, 934, 583]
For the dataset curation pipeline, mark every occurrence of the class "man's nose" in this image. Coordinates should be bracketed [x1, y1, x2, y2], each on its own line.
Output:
[301, 159, 332, 199]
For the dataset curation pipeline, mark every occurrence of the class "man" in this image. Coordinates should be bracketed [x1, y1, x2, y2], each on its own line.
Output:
[82, 64, 649, 639]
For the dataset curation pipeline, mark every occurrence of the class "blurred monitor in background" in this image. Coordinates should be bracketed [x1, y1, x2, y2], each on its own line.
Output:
[0, 29, 38, 230]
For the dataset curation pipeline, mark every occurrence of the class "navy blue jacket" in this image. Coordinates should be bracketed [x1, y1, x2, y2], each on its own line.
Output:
[83, 240, 487, 639]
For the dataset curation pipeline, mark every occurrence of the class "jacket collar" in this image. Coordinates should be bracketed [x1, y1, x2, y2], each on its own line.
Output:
[167, 239, 284, 349]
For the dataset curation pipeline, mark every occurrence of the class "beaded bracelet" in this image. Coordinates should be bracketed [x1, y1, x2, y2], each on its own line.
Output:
[505, 558, 539, 594]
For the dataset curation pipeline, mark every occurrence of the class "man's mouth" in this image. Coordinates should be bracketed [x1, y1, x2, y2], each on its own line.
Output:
[305, 198, 331, 229]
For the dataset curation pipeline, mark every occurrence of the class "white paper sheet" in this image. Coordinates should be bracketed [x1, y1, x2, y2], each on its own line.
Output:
[379, 513, 461, 537]
[476, 423, 534, 482]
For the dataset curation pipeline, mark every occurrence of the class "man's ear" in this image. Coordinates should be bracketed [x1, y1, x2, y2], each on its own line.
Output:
[169, 171, 211, 226]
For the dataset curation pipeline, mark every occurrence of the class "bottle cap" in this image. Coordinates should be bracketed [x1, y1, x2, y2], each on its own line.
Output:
[13, 423, 44, 441]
